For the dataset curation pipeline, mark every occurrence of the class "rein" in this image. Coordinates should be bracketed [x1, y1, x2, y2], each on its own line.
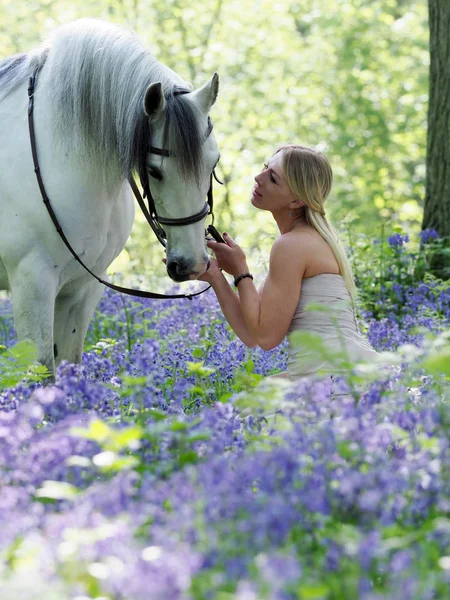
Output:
[27, 68, 220, 301]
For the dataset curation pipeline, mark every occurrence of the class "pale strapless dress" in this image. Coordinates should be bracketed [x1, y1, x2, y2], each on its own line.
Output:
[287, 274, 378, 380]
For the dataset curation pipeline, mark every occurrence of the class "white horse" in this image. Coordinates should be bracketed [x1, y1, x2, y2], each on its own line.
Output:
[0, 19, 220, 375]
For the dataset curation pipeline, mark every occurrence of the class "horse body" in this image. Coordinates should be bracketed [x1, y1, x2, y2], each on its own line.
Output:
[0, 19, 220, 374]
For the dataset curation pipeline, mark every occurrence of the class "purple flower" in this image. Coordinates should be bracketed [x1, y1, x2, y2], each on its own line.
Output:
[358, 489, 382, 512]
[387, 233, 409, 247]
[325, 540, 342, 571]
[419, 228, 439, 244]
[390, 549, 412, 573]
[358, 530, 382, 570]
[0, 228, 450, 600]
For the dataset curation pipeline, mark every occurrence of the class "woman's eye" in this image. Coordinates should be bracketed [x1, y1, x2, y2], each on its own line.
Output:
[263, 163, 276, 182]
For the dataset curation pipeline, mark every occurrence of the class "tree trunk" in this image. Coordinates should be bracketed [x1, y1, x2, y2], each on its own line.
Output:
[422, 0, 450, 279]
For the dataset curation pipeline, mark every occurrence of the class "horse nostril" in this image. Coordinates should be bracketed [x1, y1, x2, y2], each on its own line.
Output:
[167, 260, 180, 279]
[167, 258, 190, 281]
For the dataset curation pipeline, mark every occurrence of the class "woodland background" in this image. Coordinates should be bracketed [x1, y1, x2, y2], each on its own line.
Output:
[0, 0, 429, 279]
[2, 6, 450, 598]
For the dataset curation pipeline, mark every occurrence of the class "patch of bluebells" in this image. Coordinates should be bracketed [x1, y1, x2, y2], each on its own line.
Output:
[352, 229, 450, 336]
[0, 235, 449, 598]
[1, 366, 450, 599]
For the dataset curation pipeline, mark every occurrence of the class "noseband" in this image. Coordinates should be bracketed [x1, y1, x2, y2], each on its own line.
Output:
[27, 68, 221, 301]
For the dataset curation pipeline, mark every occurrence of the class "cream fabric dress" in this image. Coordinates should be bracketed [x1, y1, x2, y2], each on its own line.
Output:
[287, 274, 378, 380]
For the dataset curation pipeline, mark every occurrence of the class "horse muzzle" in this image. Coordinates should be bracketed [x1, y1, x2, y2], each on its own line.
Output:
[166, 256, 209, 282]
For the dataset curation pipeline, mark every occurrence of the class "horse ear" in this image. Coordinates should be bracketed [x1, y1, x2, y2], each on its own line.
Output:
[144, 82, 166, 120]
[191, 73, 219, 113]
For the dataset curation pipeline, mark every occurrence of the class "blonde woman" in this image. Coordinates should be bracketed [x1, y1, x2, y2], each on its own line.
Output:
[200, 144, 378, 380]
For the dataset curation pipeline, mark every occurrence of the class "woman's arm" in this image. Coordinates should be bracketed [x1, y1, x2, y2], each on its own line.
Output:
[199, 259, 257, 347]
[208, 233, 307, 350]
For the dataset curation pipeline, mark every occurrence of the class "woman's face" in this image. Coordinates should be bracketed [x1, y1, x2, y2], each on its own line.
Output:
[251, 151, 297, 212]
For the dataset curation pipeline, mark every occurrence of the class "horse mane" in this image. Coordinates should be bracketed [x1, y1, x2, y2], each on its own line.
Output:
[0, 53, 28, 96]
[0, 19, 204, 184]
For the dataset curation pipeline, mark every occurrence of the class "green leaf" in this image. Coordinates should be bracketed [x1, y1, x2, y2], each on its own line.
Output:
[171, 420, 189, 432]
[35, 480, 79, 501]
[1, 340, 37, 367]
[0, 340, 49, 389]
[122, 375, 149, 387]
[296, 583, 329, 599]
[66, 455, 92, 468]
[148, 408, 169, 422]
[112, 426, 143, 450]
[337, 440, 358, 461]
[187, 431, 211, 443]
[4, 535, 24, 569]
[186, 361, 216, 376]
[93, 452, 138, 471]
[178, 450, 199, 467]
[70, 419, 112, 443]
[244, 358, 255, 373]
[422, 346, 450, 376]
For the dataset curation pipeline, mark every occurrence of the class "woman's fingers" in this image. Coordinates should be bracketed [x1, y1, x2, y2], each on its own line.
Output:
[223, 232, 235, 246]
[207, 232, 237, 247]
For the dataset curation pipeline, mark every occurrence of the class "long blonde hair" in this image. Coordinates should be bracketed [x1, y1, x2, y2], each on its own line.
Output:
[274, 144, 356, 298]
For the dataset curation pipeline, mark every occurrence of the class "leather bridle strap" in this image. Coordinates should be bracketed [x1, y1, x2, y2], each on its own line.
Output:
[27, 68, 211, 301]
[128, 176, 168, 248]
[158, 201, 210, 227]
[136, 115, 218, 240]
[128, 173, 216, 246]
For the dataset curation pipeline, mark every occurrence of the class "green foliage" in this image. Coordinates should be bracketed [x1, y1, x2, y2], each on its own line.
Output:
[421, 330, 450, 378]
[0, 1, 429, 279]
[0, 340, 49, 389]
[70, 408, 212, 481]
[35, 480, 80, 502]
[348, 226, 448, 320]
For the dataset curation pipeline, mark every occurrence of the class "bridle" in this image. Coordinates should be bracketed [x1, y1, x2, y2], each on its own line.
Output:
[131, 91, 222, 249]
[27, 68, 222, 301]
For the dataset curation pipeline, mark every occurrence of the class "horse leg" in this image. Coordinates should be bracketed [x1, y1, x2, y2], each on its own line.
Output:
[53, 280, 105, 366]
[9, 260, 57, 375]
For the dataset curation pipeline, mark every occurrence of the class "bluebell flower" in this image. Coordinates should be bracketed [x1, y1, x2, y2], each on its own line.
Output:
[419, 228, 439, 244]
[387, 233, 409, 247]
[0, 230, 450, 599]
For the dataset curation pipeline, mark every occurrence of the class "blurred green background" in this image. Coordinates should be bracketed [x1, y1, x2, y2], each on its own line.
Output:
[0, 0, 429, 280]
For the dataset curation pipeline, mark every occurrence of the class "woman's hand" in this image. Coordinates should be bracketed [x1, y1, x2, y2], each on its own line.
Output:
[198, 257, 222, 284]
[207, 233, 249, 277]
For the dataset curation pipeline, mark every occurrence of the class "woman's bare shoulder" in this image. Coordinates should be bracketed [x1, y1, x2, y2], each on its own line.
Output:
[276, 226, 320, 251]
[269, 227, 317, 271]
[277, 226, 340, 276]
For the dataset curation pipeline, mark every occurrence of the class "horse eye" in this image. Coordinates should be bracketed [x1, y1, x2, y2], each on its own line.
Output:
[148, 167, 163, 181]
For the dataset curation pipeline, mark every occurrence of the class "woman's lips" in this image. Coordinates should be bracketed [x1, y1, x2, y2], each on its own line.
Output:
[253, 187, 262, 197]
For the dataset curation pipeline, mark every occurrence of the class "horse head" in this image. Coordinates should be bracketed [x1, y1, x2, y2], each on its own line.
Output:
[143, 74, 220, 282]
